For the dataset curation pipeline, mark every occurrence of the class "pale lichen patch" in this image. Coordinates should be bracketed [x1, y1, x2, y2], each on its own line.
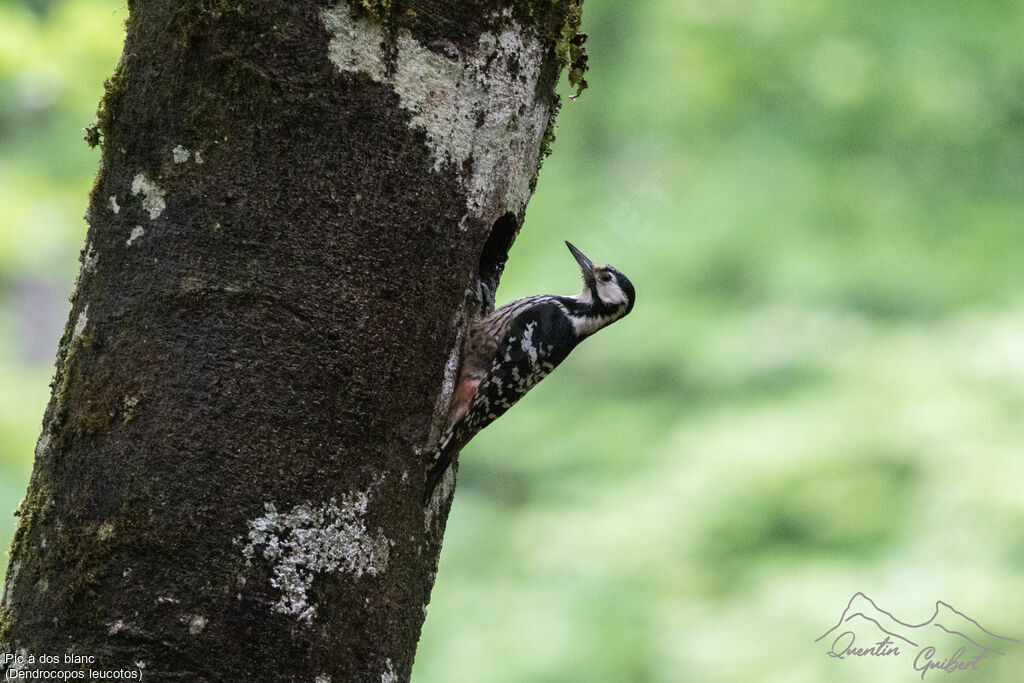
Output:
[188, 615, 207, 634]
[315, 676, 331, 683]
[109, 195, 120, 214]
[381, 659, 397, 683]
[82, 242, 98, 272]
[131, 172, 166, 220]
[320, 4, 550, 222]
[321, 6, 386, 80]
[126, 226, 145, 247]
[242, 494, 389, 624]
[71, 304, 89, 342]
[35, 431, 50, 460]
[172, 145, 190, 163]
[97, 521, 115, 541]
[194, 150, 204, 164]
[122, 395, 140, 423]
[441, 330, 462, 400]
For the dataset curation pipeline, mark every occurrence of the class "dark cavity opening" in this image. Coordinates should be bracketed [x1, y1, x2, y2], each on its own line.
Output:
[478, 212, 519, 286]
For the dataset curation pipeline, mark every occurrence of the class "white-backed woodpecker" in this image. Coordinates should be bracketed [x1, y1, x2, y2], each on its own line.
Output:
[424, 241, 635, 501]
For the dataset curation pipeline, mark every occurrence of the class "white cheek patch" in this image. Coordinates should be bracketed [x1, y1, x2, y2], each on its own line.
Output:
[597, 281, 627, 305]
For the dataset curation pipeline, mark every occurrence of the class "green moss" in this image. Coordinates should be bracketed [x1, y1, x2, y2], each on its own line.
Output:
[554, 0, 587, 99]
[11, 484, 198, 619]
[171, 0, 243, 48]
[538, 95, 562, 161]
[83, 122, 102, 149]
[54, 522, 113, 608]
[46, 313, 83, 456]
[359, 0, 391, 22]
[0, 606, 13, 646]
[566, 31, 588, 98]
[47, 336, 147, 454]
[535, 0, 586, 163]
[76, 359, 149, 438]
[7, 486, 55, 572]
[94, 68, 126, 151]
[52, 328, 115, 446]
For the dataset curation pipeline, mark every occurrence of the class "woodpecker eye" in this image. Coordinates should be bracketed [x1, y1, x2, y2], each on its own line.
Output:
[599, 273, 613, 283]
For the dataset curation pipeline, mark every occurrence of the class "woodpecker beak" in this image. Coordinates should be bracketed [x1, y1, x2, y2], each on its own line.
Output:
[565, 241, 596, 285]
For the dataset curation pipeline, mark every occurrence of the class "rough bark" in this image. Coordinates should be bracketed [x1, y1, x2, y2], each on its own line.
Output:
[0, 1, 583, 680]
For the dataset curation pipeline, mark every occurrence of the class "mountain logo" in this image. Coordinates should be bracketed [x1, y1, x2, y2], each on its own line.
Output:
[815, 592, 1017, 679]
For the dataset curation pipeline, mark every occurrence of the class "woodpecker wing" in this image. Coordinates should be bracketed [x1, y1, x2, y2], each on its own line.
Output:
[462, 299, 577, 435]
[424, 299, 577, 499]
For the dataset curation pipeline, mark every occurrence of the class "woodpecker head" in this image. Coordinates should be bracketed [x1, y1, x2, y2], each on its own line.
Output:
[565, 241, 635, 322]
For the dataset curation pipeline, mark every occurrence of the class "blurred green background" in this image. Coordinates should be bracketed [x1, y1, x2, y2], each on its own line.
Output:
[2, 1, 1023, 681]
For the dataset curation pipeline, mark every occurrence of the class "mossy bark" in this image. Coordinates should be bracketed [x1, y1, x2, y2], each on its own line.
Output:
[0, 0, 583, 680]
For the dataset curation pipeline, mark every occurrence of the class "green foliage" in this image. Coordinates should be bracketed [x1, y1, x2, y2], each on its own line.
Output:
[2, 1, 1023, 681]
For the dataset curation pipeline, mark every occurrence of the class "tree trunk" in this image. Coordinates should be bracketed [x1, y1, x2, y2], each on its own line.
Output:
[0, 1, 583, 680]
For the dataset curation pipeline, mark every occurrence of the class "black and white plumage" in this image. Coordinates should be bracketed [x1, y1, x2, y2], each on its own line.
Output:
[424, 241, 635, 501]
